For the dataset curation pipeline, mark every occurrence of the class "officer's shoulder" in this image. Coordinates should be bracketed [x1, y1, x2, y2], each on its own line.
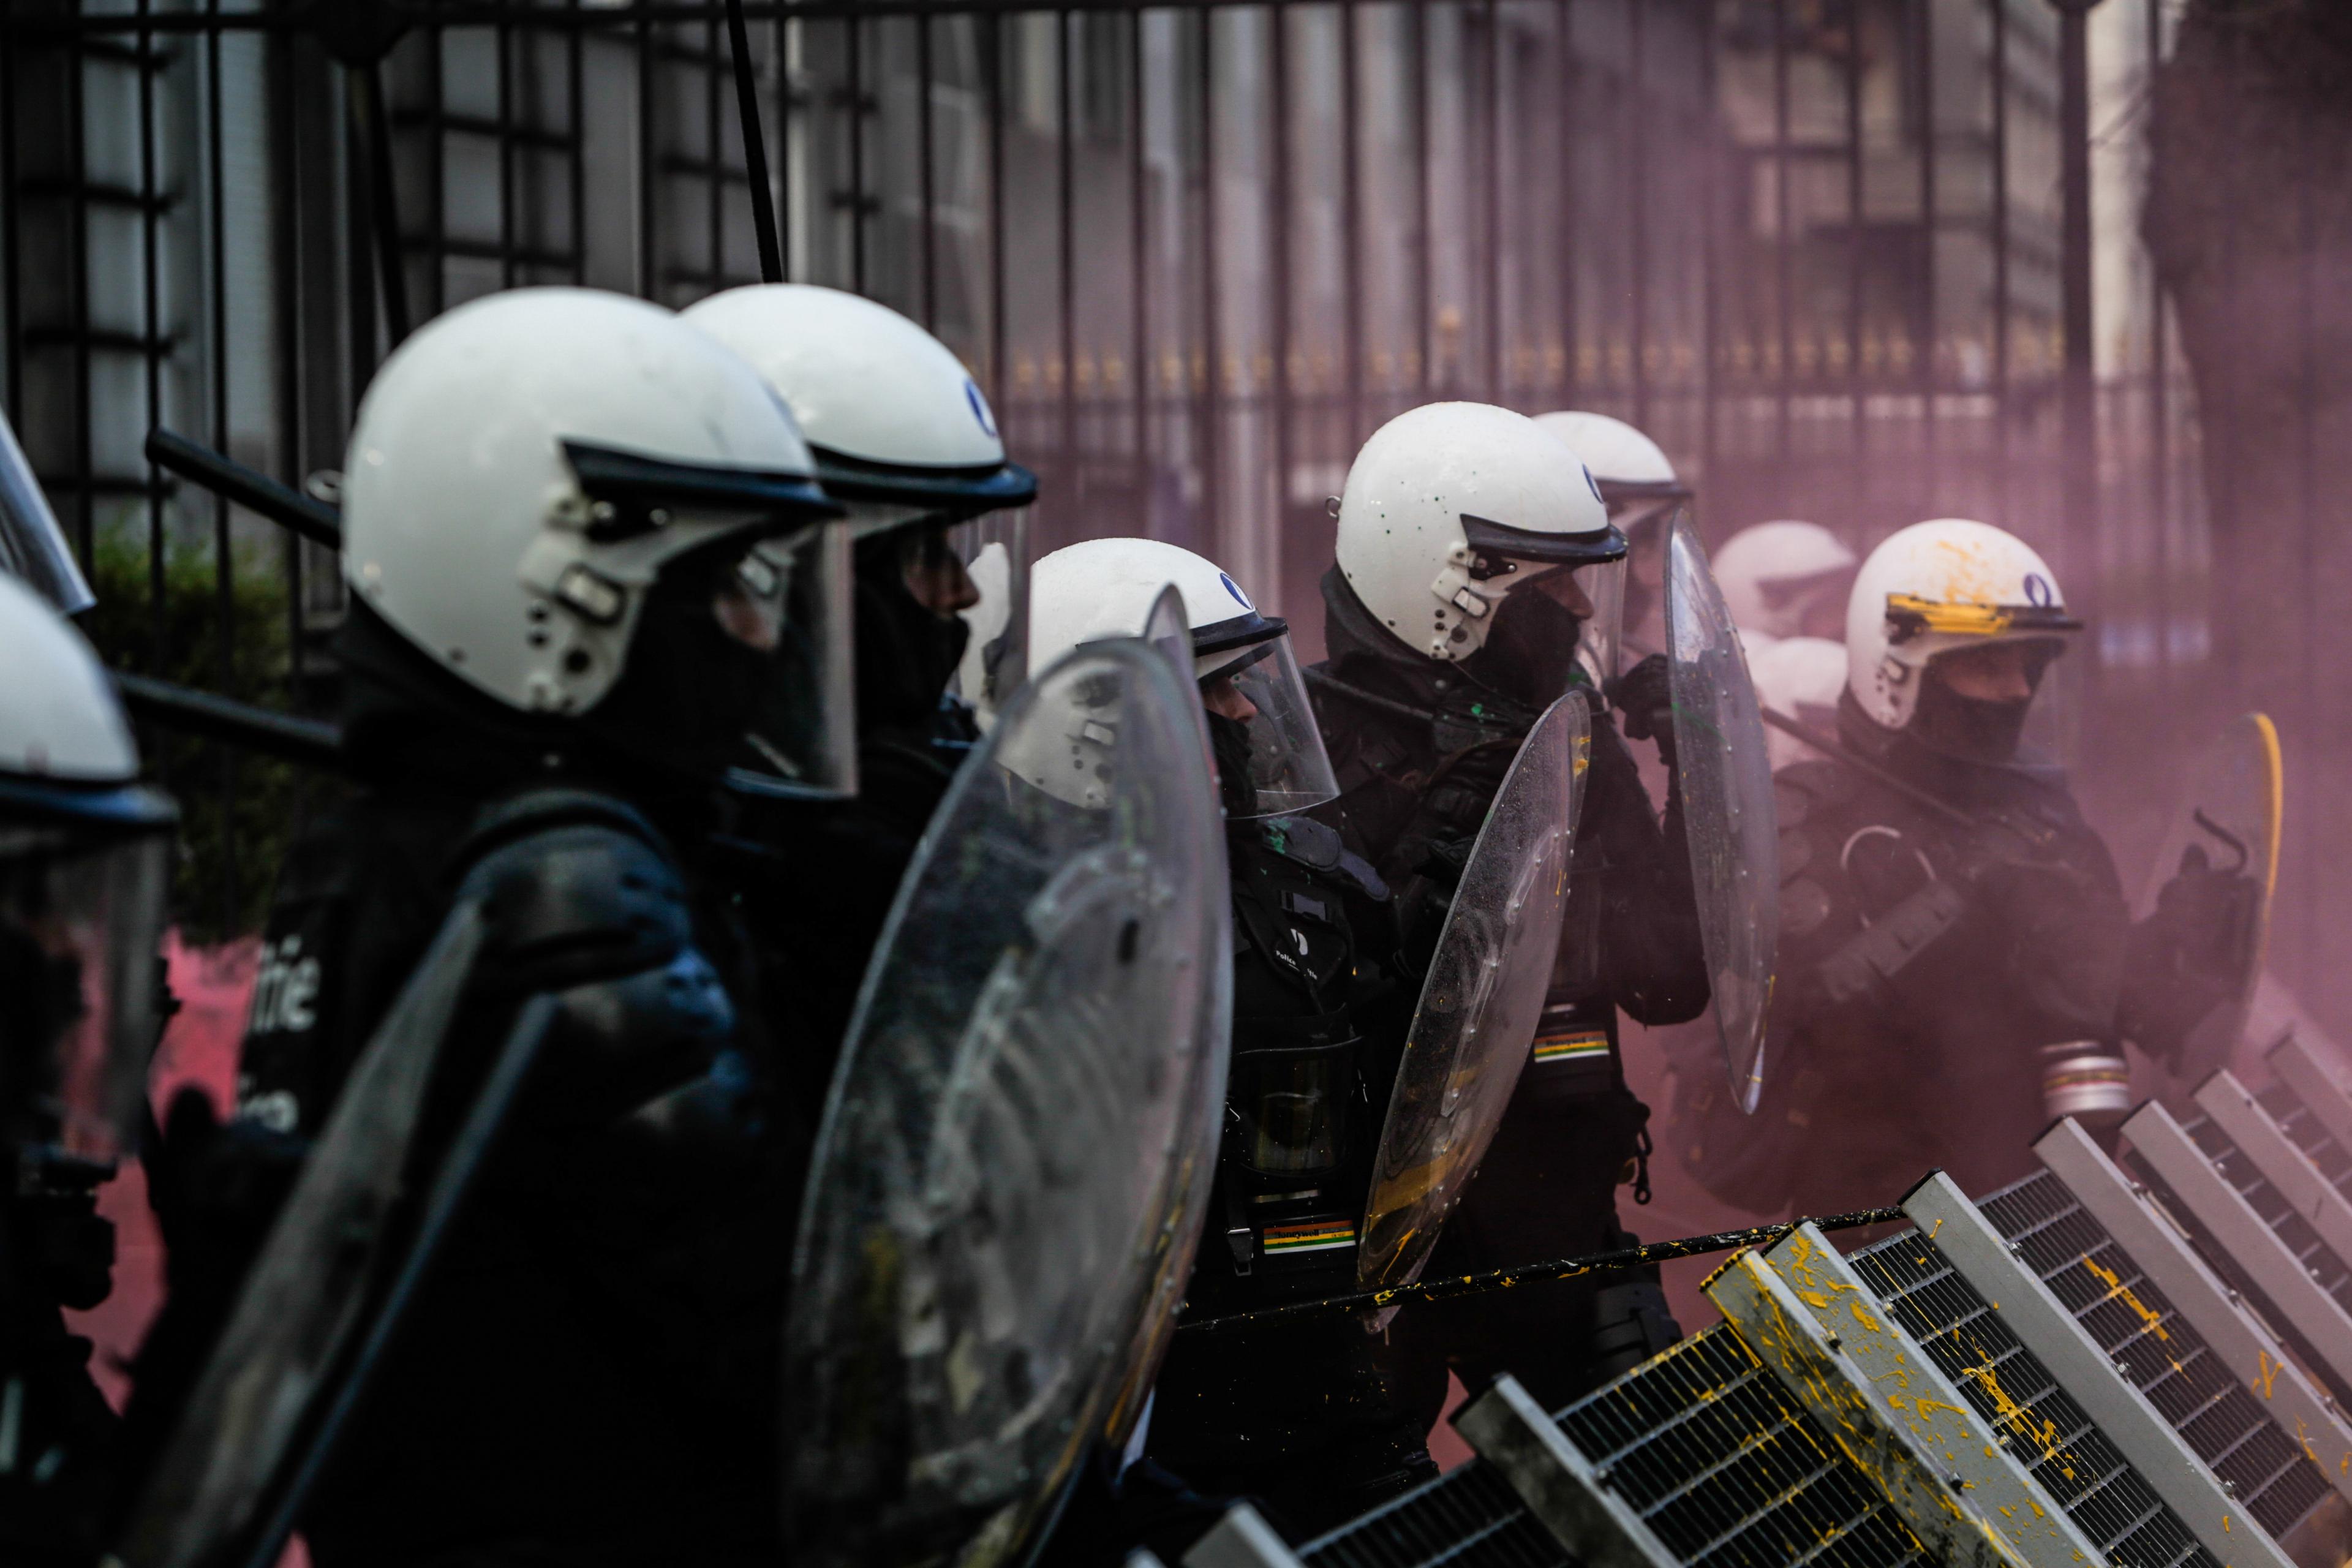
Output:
[1261, 814, 1390, 900]
[453, 787, 692, 979]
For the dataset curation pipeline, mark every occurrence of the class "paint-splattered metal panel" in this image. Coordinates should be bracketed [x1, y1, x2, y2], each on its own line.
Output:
[1295, 1458, 1570, 1568]
[1847, 1230, 2220, 1568]
[1550, 1325, 1936, 1568]
[1976, 1167, 2332, 1542]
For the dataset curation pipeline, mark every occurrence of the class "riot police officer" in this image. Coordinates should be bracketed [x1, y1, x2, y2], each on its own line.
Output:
[1711, 518, 1860, 650]
[0, 570, 176, 1564]
[1310, 402, 1708, 1409]
[1670, 519, 2130, 1217]
[682, 284, 1036, 1095]
[1011, 537, 1444, 1537]
[126, 287, 853, 1567]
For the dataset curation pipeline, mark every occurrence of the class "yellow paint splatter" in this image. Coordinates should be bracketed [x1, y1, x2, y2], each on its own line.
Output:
[2253, 1351, 2284, 1401]
[2079, 1257, 2169, 1344]
[1960, 1354, 2074, 1478]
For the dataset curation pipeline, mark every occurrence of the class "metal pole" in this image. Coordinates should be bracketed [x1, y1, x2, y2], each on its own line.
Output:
[724, 0, 783, 282]
[1177, 1208, 1908, 1333]
[1057, 7, 1075, 543]
[2054, 0, 2101, 616]
[2144, 0, 2166, 671]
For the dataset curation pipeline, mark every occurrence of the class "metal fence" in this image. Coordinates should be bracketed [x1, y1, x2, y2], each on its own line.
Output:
[0, 0, 2221, 943]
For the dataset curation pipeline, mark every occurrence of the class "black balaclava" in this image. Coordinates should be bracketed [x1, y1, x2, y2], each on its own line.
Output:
[1909, 660, 2037, 765]
[1207, 709, 1260, 820]
[592, 543, 807, 785]
[853, 529, 971, 736]
[1460, 576, 1587, 710]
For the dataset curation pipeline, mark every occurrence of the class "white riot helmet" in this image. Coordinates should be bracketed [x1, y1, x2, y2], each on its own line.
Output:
[340, 287, 856, 798]
[1334, 402, 1626, 694]
[1749, 634, 1848, 773]
[1529, 410, 1688, 520]
[1714, 520, 1858, 641]
[1532, 411, 1692, 680]
[1012, 538, 1338, 819]
[1846, 518, 2081, 764]
[684, 285, 1038, 713]
[0, 571, 175, 1167]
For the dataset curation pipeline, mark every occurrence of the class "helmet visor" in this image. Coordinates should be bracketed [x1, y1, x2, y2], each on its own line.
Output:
[1196, 633, 1340, 818]
[1, 822, 170, 1162]
[949, 511, 1031, 715]
[1611, 500, 1685, 676]
[712, 520, 859, 801]
[1911, 633, 2074, 768]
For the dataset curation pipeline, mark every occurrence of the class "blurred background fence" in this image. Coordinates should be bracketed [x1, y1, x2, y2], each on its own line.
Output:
[4, 0, 2345, 1037]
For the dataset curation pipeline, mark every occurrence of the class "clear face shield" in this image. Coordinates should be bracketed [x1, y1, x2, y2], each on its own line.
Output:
[1608, 492, 1688, 675]
[718, 522, 858, 799]
[561, 440, 856, 799]
[0, 406, 93, 615]
[1911, 632, 2075, 769]
[1195, 633, 1341, 820]
[1471, 556, 1627, 708]
[1, 821, 172, 1169]
[948, 510, 1031, 715]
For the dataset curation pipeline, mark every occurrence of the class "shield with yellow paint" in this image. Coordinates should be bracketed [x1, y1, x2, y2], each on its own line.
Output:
[1359, 690, 1587, 1291]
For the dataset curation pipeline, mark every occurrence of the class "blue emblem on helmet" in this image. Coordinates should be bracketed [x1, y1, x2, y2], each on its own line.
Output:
[1219, 571, 1251, 609]
[965, 380, 999, 442]
[2023, 571, 2054, 608]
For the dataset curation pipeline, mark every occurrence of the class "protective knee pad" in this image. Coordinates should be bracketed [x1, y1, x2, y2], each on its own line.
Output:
[1587, 1275, 1681, 1382]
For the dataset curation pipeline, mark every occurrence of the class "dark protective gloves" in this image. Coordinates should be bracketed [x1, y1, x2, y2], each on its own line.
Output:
[1605, 653, 1678, 769]
[2117, 850, 2264, 1072]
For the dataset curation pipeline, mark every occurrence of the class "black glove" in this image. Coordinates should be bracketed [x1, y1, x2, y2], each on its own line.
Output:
[1605, 654, 1677, 768]
[2116, 854, 2261, 1070]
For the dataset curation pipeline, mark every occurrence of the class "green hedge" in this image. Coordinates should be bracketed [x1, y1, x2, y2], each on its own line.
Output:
[79, 529, 323, 943]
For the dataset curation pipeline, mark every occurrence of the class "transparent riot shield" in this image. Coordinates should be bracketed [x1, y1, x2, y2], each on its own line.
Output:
[1359, 692, 1586, 1292]
[2127, 711, 2281, 1083]
[785, 636, 1229, 1568]
[951, 511, 1031, 721]
[1612, 500, 1679, 679]
[0, 405, 92, 613]
[1665, 515, 1780, 1114]
[116, 904, 489, 1568]
[1101, 580, 1229, 1453]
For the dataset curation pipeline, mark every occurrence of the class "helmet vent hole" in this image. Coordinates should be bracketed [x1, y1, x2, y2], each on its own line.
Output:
[564, 649, 592, 675]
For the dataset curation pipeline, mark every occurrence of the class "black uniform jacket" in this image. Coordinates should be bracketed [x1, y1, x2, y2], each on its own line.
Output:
[1670, 701, 2129, 1219]
[135, 703, 806, 1568]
